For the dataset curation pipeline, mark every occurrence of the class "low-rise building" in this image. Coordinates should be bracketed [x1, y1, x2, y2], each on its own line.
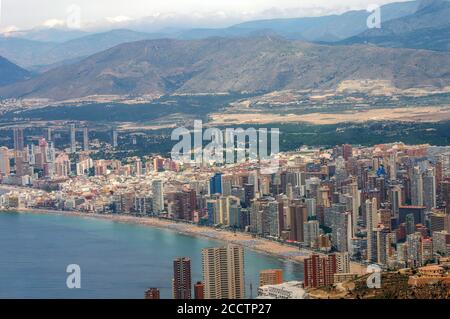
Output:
[257, 281, 309, 299]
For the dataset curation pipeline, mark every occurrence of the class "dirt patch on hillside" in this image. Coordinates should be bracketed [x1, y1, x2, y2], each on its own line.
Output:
[210, 106, 450, 125]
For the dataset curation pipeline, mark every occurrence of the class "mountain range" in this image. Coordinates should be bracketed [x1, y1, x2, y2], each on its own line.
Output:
[0, 0, 449, 101]
[206, 0, 420, 42]
[0, 29, 163, 69]
[1, 36, 449, 101]
[0, 56, 31, 87]
[1, 0, 447, 71]
[340, 0, 450, 51]
[3, 28, 88, 43]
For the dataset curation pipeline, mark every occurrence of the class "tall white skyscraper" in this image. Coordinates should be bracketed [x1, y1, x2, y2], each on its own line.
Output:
[423, 168, 436, 211]
[389, 151, 397, 181]
[375, 226, 392, 265]
[350, 180, 360, 237]
[83, 127, 89, 151]
[366, 198, 378, 263]
[70, 124, 76, 153]
[411, 166, 424, 206]
[47, 127, 52, 142]
[303, 220, 320, 248]
[202, 245, 245, 299]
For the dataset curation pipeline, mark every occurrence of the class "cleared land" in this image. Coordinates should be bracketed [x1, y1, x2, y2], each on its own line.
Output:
[210, 106, 450, 125]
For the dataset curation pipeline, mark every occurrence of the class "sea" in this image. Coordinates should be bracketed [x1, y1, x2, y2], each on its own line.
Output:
[0, 211, 304, 299]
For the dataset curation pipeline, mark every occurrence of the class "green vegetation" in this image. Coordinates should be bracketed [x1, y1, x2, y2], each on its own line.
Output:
[219, 121, 450, 151]
[351, 272, 449, 299]
[2, 93, 257, 123]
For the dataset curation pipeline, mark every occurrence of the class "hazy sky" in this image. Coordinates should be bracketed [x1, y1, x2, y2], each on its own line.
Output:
[0, 0, 411, 31]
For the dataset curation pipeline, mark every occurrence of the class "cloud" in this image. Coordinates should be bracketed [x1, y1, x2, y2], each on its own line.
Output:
[0, 25, 19, 33]
[0, 25, 20, 35]
[42, 19, 66, 28]
[1, 0, 410, 32]
[105, 16, 132, 24]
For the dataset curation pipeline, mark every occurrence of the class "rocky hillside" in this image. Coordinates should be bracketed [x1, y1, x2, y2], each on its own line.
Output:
[0, 56, 31, 86]
[1, 36, 449, 101]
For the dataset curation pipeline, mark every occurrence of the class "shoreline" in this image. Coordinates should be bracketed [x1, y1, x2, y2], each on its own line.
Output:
[1, 208, 311, 264]
[0, 208, 367, 274]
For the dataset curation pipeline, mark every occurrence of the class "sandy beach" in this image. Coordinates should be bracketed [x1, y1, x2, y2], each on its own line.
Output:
[0, 208, 367, 275]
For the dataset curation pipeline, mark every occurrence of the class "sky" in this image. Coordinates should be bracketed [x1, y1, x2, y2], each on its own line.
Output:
[0, 0, 411, 32]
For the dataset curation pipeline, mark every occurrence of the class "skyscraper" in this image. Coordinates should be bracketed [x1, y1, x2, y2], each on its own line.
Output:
[350, 180, 360, 237]
[423, 168, 436, 211]
[47, 127, 52, 142]
[405, 214, 416, 235]
[342, 144, 353, 161]
[330, 210, 352, 253]
[244, 184, 255, 208]
[266, 200, 280, 238]
[390, 185, 402, 216]
[227, 196, 241, 228]
[289, 203, 307, 242]
[210, 173, 223, 195]
[202, 245, 245, 299]
[0, 147, 10, 176]
[83, 127, 89, 151]
[152, 180, 164, 213]
[304, 254, 337, 288]
[366, 198, 378, 263]
[389, 151, 397, 181]
[432, 231, 450, 256]
[375, 226, 392, 265]
[430, 210, 448, 233]
[13, 128, 24, 152]
[411, 167, 424, 206]
[303, 220, 320, 248]
[135, 159, 142, 177]
[54, 153, 71, 178]
[172, 257, 192, 299]
[248, 171, 259, 196]
[407, 232, 423, 268]
[70, 124, 76, 153]
[305, 198, 317, 218]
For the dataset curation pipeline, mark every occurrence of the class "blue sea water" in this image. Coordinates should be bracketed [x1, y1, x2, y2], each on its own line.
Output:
[0, 212, 303, 299]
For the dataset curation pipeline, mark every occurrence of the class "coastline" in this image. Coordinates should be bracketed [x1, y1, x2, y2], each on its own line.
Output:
[0, 208, 367, 274]
[1, 208, 311, 263]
